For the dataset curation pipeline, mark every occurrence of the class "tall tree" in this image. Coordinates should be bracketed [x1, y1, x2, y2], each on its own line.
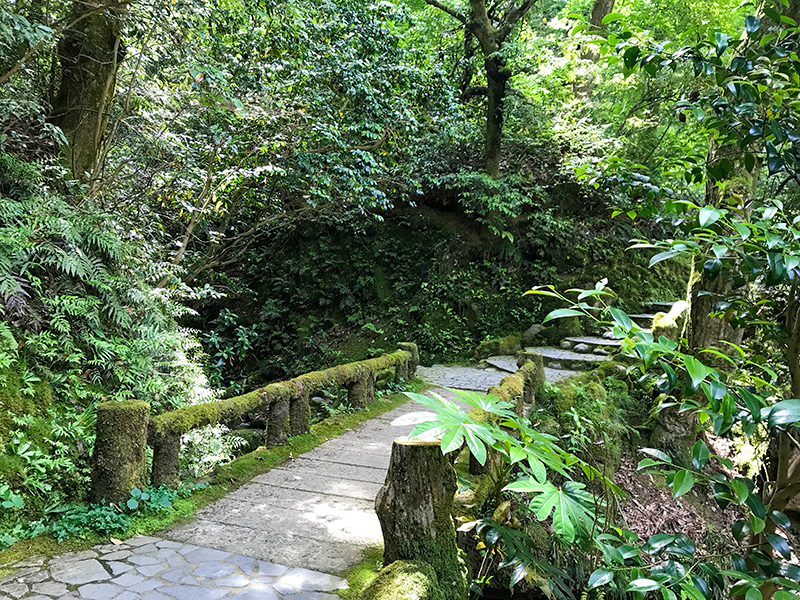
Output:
[49, 0, 129, 181]
[424, 0, 535, 178]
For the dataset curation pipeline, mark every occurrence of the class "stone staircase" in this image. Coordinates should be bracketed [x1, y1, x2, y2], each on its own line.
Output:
[483, 301, 675, 381]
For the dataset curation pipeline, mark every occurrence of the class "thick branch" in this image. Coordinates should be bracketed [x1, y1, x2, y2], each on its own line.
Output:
[496, 0, 536, 43]
[422, 0, 467, 23]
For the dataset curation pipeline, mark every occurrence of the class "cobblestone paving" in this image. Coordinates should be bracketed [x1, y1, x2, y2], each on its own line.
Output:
[0, 534, 346, 599]
[416, 365, 506, 390]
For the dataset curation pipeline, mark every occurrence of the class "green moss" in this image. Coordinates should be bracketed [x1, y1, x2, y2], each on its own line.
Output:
[0, 369, 52, 444]
[360, 560, 446, 600]
[336, 546, 385, 599]
[652, 311, 679, 340]
[91, 400, 150, 504]
[474, 335, 521, 359]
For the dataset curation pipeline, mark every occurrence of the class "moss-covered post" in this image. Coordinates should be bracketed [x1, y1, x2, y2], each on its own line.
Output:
[266, 397, 290, 446]
[289, 385, 311, 436]
[375, 439, 468, 600]
[397, 342, 419, 378]
[348, 367, 374, 409]
[91, 400, 150, 504]
[150, 428, 181, 489]
[394, 355, 410, 384]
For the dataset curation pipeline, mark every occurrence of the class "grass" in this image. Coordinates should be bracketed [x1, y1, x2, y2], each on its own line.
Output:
[0, 383, 426, 571]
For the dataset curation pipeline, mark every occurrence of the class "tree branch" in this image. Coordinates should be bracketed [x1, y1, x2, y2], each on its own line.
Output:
[497, 0, 536, 43]
[422, 0, 467, 23]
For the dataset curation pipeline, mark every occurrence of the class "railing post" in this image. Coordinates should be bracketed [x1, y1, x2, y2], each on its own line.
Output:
[397, 342, 419, 378]
[290, 383, 310, 436]
[347, 367, 374, 409]
[266, 396, 289, 446]
[150, 428, 181, 489]
[91, 400, 150, 504]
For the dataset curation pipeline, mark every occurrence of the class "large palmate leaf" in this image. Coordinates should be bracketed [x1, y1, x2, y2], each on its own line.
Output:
[505, 479, 599, 543]
[405, 391, 511, 465]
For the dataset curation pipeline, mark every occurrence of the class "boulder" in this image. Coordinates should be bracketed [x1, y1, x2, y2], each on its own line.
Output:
[559, 340, 572, 349]
[474, 335, 521, 359]
[522, 324, 545, 346]
[593, 347, 610, 355]
[573, 343, 591, 354]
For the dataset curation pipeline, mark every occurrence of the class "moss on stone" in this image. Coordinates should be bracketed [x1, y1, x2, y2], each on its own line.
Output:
[474, 335, 521, 359]
[360, 560, 446, 600]
[91, 400, 150, 504]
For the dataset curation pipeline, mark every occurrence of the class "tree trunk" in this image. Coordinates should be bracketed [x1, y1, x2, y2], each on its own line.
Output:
[484, 56, 508, 178]
[49, 0, 129, 182]
[375, 439, 468, 600]
[589, 0, 616, 29]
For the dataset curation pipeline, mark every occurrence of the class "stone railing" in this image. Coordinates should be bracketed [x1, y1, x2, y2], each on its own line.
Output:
[89, 342, 419, 503]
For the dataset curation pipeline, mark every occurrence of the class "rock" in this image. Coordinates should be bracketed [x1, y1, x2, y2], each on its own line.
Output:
[593, 347, 610, 355]
[310, 396, 329, 406]
[601, 331, 615, 340]
[522, 324, 545, 346]
[573, 343, 591, 354]
[474, 335, 521, 359]
[559, 340, 572, 350]
[474, 363, 489, 370]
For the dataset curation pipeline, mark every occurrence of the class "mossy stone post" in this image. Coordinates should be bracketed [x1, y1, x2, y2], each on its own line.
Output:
[517, 351, 545, 403]
[397, 342, 419, 378]
[348, 367, 374, 409]
[394, 355, 409, 384]
[91, 400, 150, 504]
[375, 439, 468, 600]
[151, 428, 181, 489]
[289, 385, 311, 437]
[266, 397, 290, 446]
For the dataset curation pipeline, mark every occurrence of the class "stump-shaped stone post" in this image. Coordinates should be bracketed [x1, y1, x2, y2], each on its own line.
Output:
[290, 387, 311, 436]
[150, 428, 181, 489]
[91, 400, 150, 504]
[375, 439, 467, 600]
[394, 357, 410, 384]
[266, 397, 290, 446]
[347, 368, 375, 409]
[397, 342, 419, 378]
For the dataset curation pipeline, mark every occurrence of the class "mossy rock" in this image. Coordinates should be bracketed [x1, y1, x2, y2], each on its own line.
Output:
[360, 560, 446, 600]
[535, 317, 583, 346]
[474, 335, 521, 359]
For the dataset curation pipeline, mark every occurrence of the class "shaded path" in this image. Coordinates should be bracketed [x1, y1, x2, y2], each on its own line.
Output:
[164, 399, 441, 573]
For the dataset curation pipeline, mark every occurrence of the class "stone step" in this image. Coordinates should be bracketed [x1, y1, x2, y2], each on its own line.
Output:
[648, 301, 678, 312]
[524, 347, 611, 370]
[484, 356, 582, 382]
[564, 336, 622, 349]
[485, 356, 518, 374]
[628, 313, 657, 324]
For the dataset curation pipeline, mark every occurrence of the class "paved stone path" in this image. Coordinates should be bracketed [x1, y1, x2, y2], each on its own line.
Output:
[0, 398, 451, 600]
[164, 399, 448, 572]
[416, 365, 505, 390]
